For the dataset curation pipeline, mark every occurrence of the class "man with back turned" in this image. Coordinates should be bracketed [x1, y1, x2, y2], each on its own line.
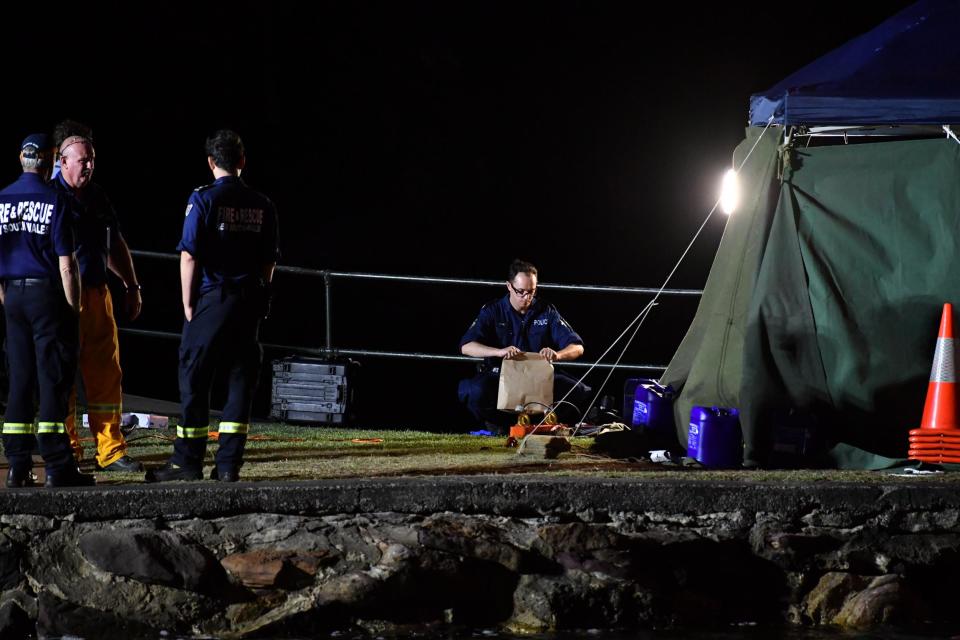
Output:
[0, 134, 92, 487]
[147, 129, 279, 483]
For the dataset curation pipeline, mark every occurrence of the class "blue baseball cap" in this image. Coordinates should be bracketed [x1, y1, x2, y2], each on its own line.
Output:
[21, 133, 51, 156]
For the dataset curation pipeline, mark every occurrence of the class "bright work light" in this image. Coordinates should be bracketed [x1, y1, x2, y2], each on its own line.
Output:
[720, 168, 739, 215]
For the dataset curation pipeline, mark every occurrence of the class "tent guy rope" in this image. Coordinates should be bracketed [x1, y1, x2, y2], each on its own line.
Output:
[520, 116, 778, 446]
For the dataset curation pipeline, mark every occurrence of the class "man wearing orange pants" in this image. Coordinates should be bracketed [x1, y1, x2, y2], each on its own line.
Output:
[53, 134, 144, 472]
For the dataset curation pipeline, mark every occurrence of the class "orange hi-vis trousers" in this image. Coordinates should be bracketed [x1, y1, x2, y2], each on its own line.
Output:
[65, 285, 127, 466]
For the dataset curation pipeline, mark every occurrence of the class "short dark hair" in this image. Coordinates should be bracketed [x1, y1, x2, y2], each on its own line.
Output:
[205, 129, 245, 172]
[53, 119, 93, 148]
[508, 259, 538, 282]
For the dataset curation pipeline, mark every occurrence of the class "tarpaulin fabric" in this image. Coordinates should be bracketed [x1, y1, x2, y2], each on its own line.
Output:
[660, 127, 783, 446]
[743, 137, 960, 465]
[749, 0, 960, 126]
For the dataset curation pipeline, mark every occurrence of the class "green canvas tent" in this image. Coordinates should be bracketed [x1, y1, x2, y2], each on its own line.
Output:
[661, 1, 960, 467]
[662, 132, 960, 467]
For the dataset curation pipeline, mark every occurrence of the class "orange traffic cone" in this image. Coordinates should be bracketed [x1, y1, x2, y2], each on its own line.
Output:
[908, 303, 960, 463]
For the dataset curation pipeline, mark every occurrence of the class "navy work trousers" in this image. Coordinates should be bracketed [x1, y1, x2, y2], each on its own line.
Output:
[173, 287, 263, 473]
[1, 278, 79, 473]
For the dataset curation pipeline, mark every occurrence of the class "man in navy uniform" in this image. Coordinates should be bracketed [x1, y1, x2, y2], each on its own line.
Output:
[458, 259, 590, 429]
[0, 134, 93, 487]
[52, 134, 143, 472]
[50, 119, 93, 181]
[146, 130, 279, 483]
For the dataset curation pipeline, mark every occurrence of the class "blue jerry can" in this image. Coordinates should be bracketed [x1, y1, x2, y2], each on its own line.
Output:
[623, 378, 643, 426]
[687, 406, 742, 468]
[632, 380, 675, 435]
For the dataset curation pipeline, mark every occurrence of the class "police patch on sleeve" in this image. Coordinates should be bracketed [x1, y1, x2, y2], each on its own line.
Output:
[185, 203, 193, 217]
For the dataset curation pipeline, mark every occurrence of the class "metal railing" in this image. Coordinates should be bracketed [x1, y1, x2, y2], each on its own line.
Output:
[127, 250, 703, 372]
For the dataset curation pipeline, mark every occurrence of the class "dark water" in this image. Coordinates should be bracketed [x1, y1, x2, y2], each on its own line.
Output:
[46, 626, 959, 640]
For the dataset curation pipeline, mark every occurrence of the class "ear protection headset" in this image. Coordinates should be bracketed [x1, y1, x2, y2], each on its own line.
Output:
[58, 135, 91, 156]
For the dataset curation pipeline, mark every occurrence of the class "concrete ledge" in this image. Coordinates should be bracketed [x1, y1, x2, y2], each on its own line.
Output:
[2, 476, 957, 520]
[3, 475, 959, 635]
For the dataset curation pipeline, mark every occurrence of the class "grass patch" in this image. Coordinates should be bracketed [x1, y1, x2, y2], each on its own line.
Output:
[76, 422, 960, 485]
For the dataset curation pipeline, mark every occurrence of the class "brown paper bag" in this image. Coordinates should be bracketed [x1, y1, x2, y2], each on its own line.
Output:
[496, 352, 554, 413]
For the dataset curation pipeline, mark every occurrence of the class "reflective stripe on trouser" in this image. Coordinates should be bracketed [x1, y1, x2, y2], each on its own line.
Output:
[216, 423, 250, 472]
[65, 285, 127, 466]
[37, 422, 66, 434]
[218, 422, 250, 434]
[172, 290, 262, 469]
[177, 425, 210, 439]
[2, 279, 79, 472]
[2, 424, 37, 467]
[170, 425, 209, 470]
[2, 422, 36, 435]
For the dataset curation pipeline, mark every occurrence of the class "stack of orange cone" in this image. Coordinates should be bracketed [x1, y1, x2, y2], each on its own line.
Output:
[908, 303, 960, 464]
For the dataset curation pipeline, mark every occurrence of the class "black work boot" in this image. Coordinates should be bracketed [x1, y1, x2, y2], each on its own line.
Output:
[5, 468, 38, 488]
[209, 466, 240, 482]
[144, 462, 203, 483]
[44, 466, 96, 487]
[96, 455, 145, 472]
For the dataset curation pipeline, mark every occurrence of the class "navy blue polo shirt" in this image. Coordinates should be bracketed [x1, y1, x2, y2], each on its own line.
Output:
[51, 174, 120, 286]
[177, 176, 280, 294]
[459, 295, 584, 369]
[0, 173, 73, 279]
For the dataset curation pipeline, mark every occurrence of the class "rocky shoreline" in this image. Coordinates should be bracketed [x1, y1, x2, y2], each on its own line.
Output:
[1, 476, 957, 638]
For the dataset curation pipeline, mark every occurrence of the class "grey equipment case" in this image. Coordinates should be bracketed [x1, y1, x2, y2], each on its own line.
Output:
[270, 357, 356, 425]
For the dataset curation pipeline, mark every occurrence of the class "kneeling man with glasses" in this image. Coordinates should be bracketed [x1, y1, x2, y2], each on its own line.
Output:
[458, 259, 590, 431]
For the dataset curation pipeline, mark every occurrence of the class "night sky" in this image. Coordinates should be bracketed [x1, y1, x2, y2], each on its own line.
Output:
[1, 1, 913, 426]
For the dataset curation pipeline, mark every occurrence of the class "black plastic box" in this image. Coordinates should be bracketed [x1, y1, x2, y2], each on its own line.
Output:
[269, 356, 356, 425]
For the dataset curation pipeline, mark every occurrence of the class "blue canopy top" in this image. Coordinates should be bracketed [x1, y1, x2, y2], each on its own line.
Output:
[749, 0, 960, 126]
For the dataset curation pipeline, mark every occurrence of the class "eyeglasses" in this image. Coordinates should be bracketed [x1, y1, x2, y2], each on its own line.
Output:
[509, 282, 536, 298]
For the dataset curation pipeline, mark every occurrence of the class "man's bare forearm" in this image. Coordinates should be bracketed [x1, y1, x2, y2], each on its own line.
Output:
[59, 255, 80, 313]
[180, 251, 197, 319]
[555, 343, 584, 362]
[461, 341, 523, 359]
[461, 341, 503, 358]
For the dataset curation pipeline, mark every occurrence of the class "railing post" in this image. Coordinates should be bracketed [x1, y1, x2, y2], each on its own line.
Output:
[324, 270, 333, 353]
